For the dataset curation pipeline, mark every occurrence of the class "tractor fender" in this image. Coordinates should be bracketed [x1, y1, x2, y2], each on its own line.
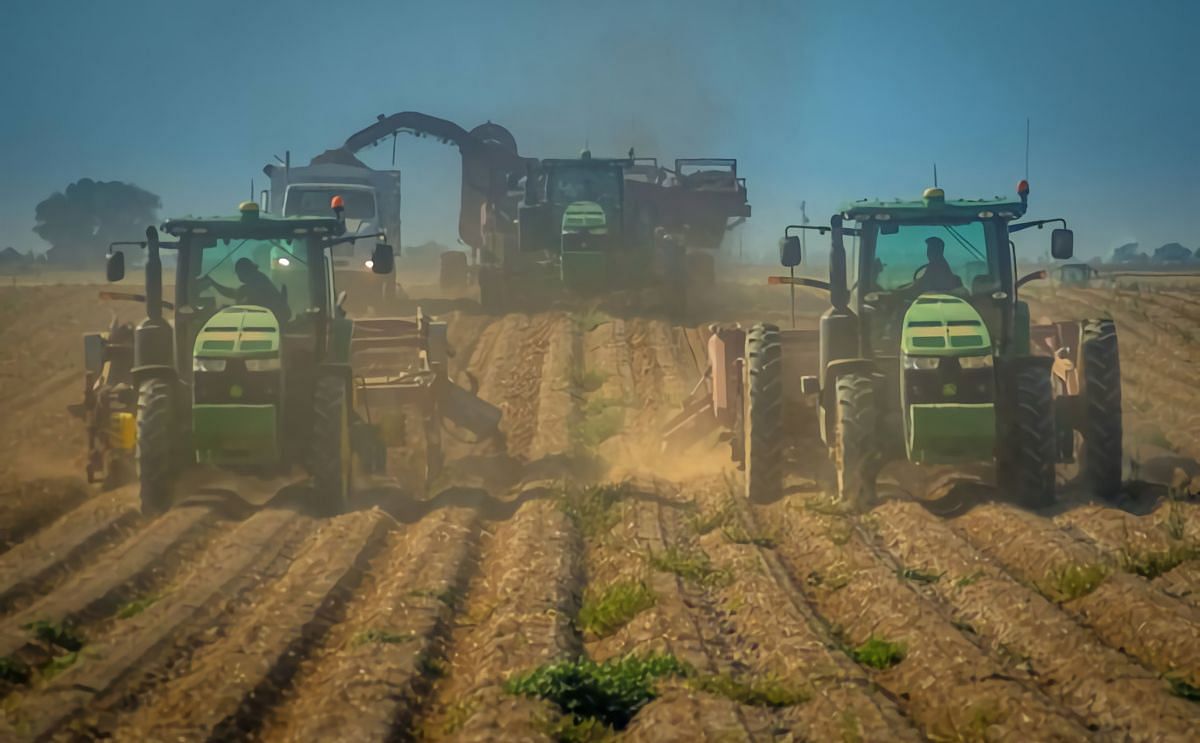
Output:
[131, 364, 178, 387]
[821, 359, 878, 445]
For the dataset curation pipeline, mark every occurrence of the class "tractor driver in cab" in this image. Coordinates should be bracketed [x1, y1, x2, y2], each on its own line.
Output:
[200, 258, 291, 321]
[913, 236, 963, 293]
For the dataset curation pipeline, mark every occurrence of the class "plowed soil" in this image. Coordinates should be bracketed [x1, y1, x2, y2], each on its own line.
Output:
[1, 274, 1198, 741]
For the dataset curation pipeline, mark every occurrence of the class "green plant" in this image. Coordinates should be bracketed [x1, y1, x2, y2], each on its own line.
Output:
[571, 367, 608, 394]
[1048, 563, 1109, 601]
[578, 580, 656, 638]
[41, 651, 79, 680]
[560, 483, 628, 538]
[22, 620, 84, 652]
[897, 567, 942, 584]
[351, 628, 415, 647]
[117, 593, 162, 619]
[954, 571, 985, 588]
[647, 546, 731, 588]
[576, 398, 625, 448]
[721, 524, 778, 549]
[536, 712, 615, 742]
[1118, 544, 1198, 580]
[850, 636, 906, 670]
[1166, 675, 1200, 701]
[572, 307, 612, 332]
[505, 653, 691, 730]
[691, 673, 809, 707]
[688, 498, 734, 536]
[438, 698, 477, 736]
[0, 656, 30, 685]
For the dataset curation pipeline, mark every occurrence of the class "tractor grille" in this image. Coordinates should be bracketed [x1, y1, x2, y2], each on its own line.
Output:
[193, 363, 280, 405]
[906, 360, 993, 404]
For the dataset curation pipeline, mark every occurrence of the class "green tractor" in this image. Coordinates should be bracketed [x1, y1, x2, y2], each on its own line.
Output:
[665, 182, 1122, 508]
[102, 200, 499, 514]
[478, 152, 683, 312]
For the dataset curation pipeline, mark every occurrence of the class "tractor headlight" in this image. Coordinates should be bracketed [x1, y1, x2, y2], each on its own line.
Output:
[245, 358, 281, 372]
[903, 356, 940, 370]
[193, 358, 227, 373]
[959, 354, 994, 369]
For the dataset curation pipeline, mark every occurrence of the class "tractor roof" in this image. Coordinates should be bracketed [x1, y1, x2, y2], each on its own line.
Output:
[840, 188, 1028, 223]
[162, 202, 344, 240]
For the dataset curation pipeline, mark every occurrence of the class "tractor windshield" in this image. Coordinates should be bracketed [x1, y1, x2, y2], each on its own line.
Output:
[189, 238, 313, 321]
[868, 221, 999, 295]
[548, 166, 622, 211]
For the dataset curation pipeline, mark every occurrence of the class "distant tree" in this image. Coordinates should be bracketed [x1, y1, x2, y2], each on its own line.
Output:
[33, 178, 161, 266]
[1153, 242, 1193, 264]
[1111, 242, 1147, 264]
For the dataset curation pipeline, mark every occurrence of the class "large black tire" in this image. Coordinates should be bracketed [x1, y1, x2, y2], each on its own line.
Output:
[310, 376, 351, 516]
[136, 378, 176, 514]
[478, 267, 505, 314]
[1000, 363, 1057, 508]
[744, 324, 783, 503]
[1080, 319, 1122, 500]
[440, 250, 470, 291]
[833, 374, 879, 510]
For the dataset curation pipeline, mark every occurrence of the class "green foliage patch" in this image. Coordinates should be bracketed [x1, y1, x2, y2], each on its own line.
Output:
[560, 483, 629, 539]
[1048, 563, 1110, 601]
[22, 619, 84, 652]
[0, 656, 31, 685]
[850, 636, 906, 670]
[691, 673, 810, 707]
[647, 546, 731, 588]
[578, 580, 656, 638]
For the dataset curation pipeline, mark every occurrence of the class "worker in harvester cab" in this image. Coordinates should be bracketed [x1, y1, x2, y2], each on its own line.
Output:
[201, 258, 290, 320]
[915, 236, 963, 292]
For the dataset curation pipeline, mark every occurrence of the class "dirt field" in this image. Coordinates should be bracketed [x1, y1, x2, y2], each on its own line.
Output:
[1, 273, 1198, 741]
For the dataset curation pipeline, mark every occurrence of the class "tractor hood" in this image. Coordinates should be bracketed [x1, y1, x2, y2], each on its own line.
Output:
[193, 306, 281, 358]
[561, 201, 608, 234]
[901, 295, 991, 356]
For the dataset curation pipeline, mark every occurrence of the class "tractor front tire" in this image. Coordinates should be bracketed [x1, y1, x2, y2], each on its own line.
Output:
[1081, 319, 1122, 500]
[440, 250, 470, 291]
[1001, 364, 1057, 509]
[833, 374, 880, 510]
[744, 324, 783, 504]
[136, 378, 176, 514]
[310, 376, 351, 516]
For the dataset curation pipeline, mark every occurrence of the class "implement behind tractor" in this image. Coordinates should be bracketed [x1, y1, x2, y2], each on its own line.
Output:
[666, 181, 1122, 508]
[94, 198, 500, 514]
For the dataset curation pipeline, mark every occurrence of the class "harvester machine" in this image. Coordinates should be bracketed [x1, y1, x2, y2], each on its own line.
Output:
[665, 180, 1122, 508]
[96, 197, 501, 515]
[69, 310, 137, 488]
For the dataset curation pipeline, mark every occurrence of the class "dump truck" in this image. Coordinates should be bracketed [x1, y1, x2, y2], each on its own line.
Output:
[477, 152, 750, 313]
[99, 198, 501, 514]
[262, 152, 404, 306]
[664, 181, 1122, 507]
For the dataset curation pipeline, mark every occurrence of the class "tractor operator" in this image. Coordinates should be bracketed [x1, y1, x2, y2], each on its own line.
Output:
[915, 236, 963, 292]
[200, 258, 291, 320]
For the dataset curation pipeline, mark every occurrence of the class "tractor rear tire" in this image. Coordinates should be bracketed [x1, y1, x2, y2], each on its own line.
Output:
[1081, 319, 1122, 500]
[744, 324, 783, 504]
[479, 267, 505, 314]
[310, 375, 351, 516]
[136, 378, 176, 514]
[833, 374, 880, 510]
[1001, 364, 1057, 509]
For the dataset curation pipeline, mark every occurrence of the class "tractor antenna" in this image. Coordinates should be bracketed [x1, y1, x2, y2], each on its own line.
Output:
[392, 132, 398, 168]
[1024, 117, 1031, 181]
[933, 163, 938, 188]
[250, 179, 254, 203]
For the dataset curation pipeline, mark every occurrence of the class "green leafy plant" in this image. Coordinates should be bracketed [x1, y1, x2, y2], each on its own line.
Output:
[571, 368, 608, 394]
[560, 483, 628, 538]
[22, 620, 83, 652]
[647, 546, 731, 588]
[897, 567, 942, 584]
[351, 628, 415, 647]
[691, 673, 809, 707]
[576, 398, 625, 448]
[688, 498, 734, 536]
[954, 571, 985, 588]
[0, 656, 31, 685]
[721, 524, 778, 549]
[850, 636, 906, 670]
[1048, 563, 1109, 601]
[1119, 544, 1198, 580]
[505, 653, 691, 730]
[1166, 675, 1200, 701]
[578, 580, 656, 638]
[117, 593, 162, 619]
[41, 651, 79, 680]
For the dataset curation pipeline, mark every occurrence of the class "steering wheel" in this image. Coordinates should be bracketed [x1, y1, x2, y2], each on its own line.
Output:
[912, 264, 929, 282]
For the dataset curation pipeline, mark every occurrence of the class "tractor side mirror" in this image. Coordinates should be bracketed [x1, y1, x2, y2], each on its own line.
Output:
[370, 243, 394, 274]
[779, 235, 802, 267]
[1051, 228, 1074, 260]
[106, 250, 125, 282]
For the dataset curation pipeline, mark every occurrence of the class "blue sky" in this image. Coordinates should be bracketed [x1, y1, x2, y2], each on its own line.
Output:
[1, 0, 1196, 261]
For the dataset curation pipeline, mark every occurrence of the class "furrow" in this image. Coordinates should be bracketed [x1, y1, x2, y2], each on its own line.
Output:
[1153, 561, 1200, 609]
[0, 489, 140, 613]
[422, 497, 582, 741]
[262, 507, 480, 742]
[108, 509, 391, 741]
[874, 499, 1197, 740]
[0, 507, 306, 740]
[0, 479, 91, 556]
[528, 315, 578, 462]
[953, 503, 1200, 687]
[1054, 504, 1195, 578]
[767, 497, 1093, 741]
[0, 504, 218, 660]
